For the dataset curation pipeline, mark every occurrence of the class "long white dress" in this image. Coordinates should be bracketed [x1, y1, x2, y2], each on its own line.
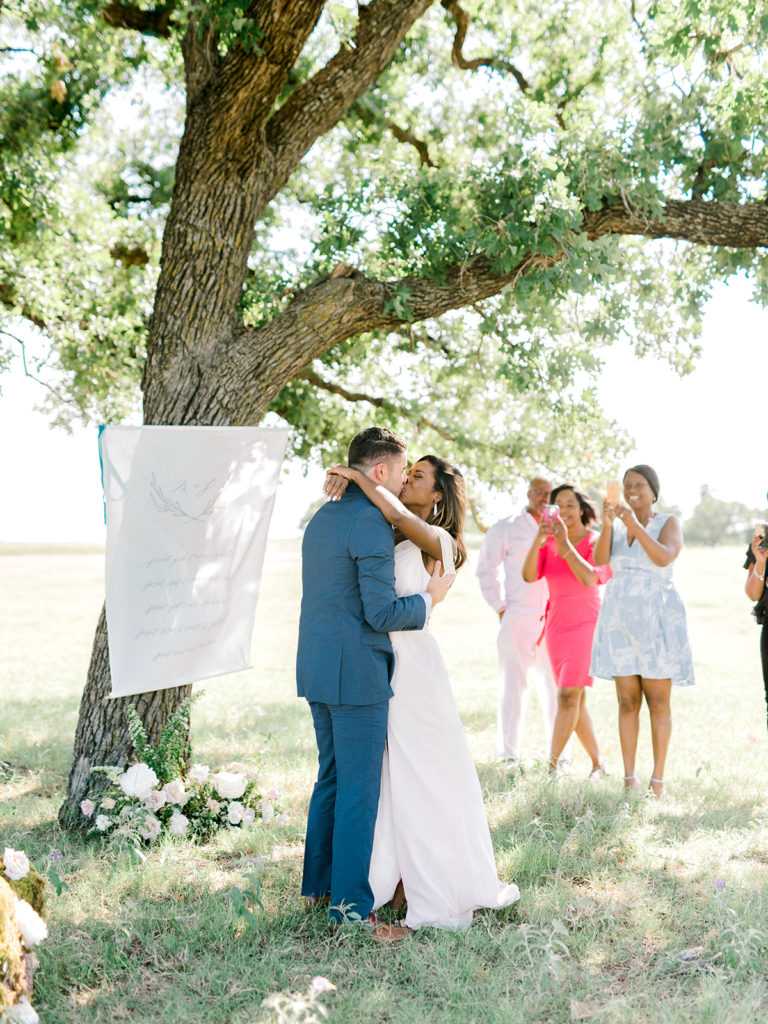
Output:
[369, 529, 520, 929]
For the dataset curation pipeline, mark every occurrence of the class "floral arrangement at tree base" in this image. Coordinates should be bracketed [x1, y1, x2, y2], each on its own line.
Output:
[82, 697, 287, 846]
[1, 850, 49, 1021]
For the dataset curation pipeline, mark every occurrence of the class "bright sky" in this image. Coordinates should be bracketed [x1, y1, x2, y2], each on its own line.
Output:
[0, 274, 764, 543]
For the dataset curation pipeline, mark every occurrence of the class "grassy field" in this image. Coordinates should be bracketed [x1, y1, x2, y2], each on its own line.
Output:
[2, 540, 768, 1023]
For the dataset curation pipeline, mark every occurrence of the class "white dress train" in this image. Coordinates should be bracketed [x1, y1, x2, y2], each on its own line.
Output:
[369, 528, 520, 929]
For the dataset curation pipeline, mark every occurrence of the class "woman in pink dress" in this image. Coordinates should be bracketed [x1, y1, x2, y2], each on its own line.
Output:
[522, 484, 611, 777]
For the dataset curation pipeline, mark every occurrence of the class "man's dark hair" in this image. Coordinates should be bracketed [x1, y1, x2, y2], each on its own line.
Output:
[348, 427, 406, 469]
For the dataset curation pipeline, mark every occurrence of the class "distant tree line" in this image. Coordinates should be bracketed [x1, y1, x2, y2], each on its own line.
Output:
[683, 485, 767, 547]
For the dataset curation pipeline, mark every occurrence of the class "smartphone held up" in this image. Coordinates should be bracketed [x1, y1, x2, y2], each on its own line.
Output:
[541, 504, 559, 526]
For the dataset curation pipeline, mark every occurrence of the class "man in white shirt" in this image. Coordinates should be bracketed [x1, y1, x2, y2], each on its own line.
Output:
[476, 476, 563, 763]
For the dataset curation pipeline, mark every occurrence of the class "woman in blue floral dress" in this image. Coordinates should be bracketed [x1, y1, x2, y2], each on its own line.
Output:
[591, 465, 694, 797]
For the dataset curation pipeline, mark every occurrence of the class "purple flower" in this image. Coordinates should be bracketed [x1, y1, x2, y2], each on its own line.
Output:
[51, 850, 64, 862]
[715, 879, 726, 891]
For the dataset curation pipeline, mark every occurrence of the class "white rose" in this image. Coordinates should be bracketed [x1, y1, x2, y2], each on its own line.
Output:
[168, 811, 189, 836]
[14, 899, 48, 948]
[261, 802, 274, 822]
[95, 814, 111, 832]
[4, 995, 40, 1023]
[3, 848, 30, 881]
[241, 807, 256, 827]
[137, 813, 162, 841]
[79, 799, 95, 818]
[227, 801, 244, 825]
[144, 789, 166, 812]
[212, 771, 246, 800]
[119, 763, 159, 800]
[162, 779, 189, 806]
[188, 764, 209, 784]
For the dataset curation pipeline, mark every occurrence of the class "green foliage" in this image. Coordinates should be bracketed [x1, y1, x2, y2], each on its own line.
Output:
[126, 695, 198, 784]
[2, 0, 768, 489]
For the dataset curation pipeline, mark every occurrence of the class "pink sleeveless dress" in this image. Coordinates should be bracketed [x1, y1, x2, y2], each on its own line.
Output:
[536, 534, 612, 688]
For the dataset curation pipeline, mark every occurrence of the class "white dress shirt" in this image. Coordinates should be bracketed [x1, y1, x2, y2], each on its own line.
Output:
[476, 509, 548, 616]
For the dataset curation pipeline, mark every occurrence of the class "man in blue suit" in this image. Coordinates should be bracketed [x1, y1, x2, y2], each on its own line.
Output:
[297, 427, 452, 940]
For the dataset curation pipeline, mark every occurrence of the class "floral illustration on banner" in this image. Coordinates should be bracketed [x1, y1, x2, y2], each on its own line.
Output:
[84, 696, 287, 845]
[1, 847, 48, 1020]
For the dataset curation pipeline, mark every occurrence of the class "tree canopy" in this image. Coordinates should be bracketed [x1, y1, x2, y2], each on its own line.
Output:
[3, 0, 767, 496]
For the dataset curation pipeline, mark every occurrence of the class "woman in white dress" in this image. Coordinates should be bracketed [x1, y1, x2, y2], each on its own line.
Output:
[325, 456, 519, 930]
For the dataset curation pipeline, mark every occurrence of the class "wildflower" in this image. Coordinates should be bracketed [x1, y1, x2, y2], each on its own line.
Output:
[715, 879, 726, 891]
[50, 849, 64, 862]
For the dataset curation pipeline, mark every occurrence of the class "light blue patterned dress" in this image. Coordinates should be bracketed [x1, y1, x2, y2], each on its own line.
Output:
[590, 514, 695, 686]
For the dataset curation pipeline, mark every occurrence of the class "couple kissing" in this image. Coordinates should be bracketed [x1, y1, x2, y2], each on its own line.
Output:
[296, 426, 519, 941]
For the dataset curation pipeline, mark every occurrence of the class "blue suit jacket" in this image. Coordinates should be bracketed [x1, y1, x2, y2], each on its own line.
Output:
[296, 483, 427, 705]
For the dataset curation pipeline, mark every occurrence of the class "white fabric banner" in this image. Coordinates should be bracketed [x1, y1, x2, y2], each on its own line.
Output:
[100, 425, 289, 698]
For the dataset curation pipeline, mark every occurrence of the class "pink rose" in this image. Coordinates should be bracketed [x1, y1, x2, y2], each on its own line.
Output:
[80, 799, 95, 818]
[162, 779, 189, 806]
[144, 789, 166, 812]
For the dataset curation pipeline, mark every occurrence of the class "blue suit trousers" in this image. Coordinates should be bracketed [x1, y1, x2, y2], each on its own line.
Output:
[302, 700, 388, 923]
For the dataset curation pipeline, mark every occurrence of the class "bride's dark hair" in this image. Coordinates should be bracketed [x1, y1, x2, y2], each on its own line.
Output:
[418, 454, 468, 570]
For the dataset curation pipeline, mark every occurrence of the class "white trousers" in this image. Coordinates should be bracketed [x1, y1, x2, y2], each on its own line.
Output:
[495, 611, 564, 761]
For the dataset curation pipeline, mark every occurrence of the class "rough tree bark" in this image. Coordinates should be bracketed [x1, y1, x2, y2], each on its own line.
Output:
[59, 0, 434, 827]
[58, 0, 768, 827]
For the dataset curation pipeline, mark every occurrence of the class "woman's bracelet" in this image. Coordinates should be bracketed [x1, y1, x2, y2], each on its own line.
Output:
[756, 568, 766, 581]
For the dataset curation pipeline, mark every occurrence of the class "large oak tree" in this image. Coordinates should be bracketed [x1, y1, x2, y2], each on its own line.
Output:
[1, 0, 766, 825]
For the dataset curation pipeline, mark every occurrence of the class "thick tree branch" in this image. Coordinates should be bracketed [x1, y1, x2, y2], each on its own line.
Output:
[102, 1, 176, 37]
[219, 196, 768, 425]
[264, 0, 434, 199]
[582, 198, 768, 247]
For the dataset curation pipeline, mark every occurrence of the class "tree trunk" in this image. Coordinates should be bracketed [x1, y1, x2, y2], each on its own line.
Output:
[58, 607, 192, 829]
